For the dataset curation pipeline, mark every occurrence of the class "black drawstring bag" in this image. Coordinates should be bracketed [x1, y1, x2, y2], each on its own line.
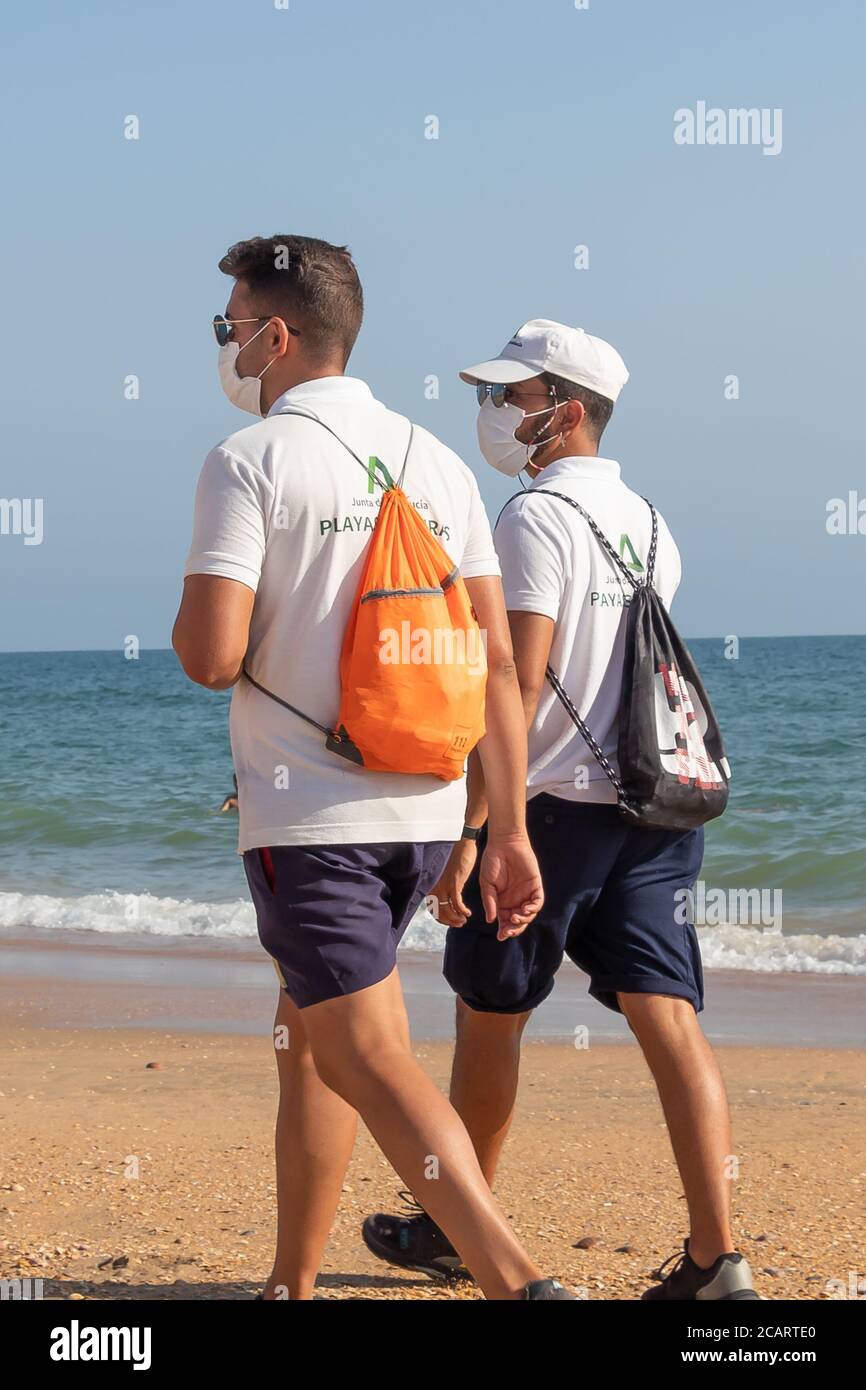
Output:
[508, 490, 731, 831]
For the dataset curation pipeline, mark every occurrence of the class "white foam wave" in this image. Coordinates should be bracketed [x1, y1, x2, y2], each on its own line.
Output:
[1, 892, 864, 974]
[0, 889, 446, 948]
[696, 922, 866, 973]
[0, 890, 257, 939]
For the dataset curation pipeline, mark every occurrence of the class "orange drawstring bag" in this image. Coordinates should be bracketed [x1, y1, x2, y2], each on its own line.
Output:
[244, 413, 487, 781]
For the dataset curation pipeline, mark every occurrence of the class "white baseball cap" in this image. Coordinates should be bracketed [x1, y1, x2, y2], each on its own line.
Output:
[459, 317, 629, 403]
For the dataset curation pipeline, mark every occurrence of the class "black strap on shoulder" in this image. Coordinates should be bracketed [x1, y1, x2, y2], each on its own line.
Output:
[642, 495, 658, 587]
[495, 485, 658, 806]
[276, 406, 414, 493]
[533, 490, 639, 589]
[497, 487, 658, 592]
[544, 665, 627, 800]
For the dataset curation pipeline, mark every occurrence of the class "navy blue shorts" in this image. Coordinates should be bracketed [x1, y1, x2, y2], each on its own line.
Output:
[443, 794, 705, 1016]
[244, 840, 452, 1010]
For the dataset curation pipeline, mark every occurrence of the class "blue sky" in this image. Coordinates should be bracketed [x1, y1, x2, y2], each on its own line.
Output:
[1, 0, 864, 650]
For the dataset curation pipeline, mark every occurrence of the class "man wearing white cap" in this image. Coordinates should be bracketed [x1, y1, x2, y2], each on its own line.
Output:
[362, 320, 758, 1302]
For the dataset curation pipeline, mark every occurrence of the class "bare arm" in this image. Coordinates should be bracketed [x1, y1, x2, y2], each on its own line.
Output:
[172, 574, 255, 690]
[450, 577, 544, 935]
[432, 605, 555, 934]
[463, 577, 528, 838]
[462, 607, 556, 830]
[508, 609, 556, 724]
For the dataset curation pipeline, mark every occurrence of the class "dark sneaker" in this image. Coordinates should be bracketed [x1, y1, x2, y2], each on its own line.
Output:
[523, 1278, 579, 1300]
[361, 1191, 473, 1281]
[642, 1240, 760, 1300]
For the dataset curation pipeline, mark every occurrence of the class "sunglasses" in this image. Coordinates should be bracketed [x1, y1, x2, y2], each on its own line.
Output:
[212, 314, 301, 347]
[476, 381, 555, 409]
[476, 382, 509, 408]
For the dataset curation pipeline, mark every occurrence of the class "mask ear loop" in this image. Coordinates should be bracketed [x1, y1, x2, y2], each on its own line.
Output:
[236, 319, 277, 381]
[526, 391, 563, 465]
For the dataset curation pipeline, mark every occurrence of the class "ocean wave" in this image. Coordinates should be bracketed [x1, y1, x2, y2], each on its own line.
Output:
[696, 923, 866, 974]
[1, 891, 865, 974]
[0, 890, 256, 939]
[0, 888, 446, 948]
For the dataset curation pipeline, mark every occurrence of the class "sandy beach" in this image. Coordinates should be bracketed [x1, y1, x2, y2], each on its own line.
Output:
[1, 935, 863, 1301]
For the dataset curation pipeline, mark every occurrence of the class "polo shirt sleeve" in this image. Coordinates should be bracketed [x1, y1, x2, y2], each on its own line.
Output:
[655, 510, 682, 607]
[183, 446, 274, 594]
[494, 495, 570, 621]
[459, 475, 502, 579]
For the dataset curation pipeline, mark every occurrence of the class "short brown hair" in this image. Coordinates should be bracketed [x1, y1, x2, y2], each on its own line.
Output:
[218, 234, 364, 366]
[542, 370, 614, 443]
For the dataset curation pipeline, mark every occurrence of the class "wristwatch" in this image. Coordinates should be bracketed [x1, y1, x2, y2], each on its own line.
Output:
[461, 824, 482, 842]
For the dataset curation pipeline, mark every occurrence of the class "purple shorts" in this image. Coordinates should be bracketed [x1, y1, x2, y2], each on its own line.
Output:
[243, 840, 452, 1010]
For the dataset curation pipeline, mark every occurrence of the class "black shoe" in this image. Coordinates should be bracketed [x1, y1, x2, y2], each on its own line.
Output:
[361, 1191, 473, 1281]
[523, 1278, 579, 1300]
[642, 1240, 760, 1300]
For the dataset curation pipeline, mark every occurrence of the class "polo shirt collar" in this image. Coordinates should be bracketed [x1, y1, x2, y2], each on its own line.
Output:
[529, 455, 621, 486]
[267, 376, 374, 416]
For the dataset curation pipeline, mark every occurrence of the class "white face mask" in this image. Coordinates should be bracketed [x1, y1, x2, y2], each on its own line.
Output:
[218, 321, 276, 416]
[476, 395, 562, 477]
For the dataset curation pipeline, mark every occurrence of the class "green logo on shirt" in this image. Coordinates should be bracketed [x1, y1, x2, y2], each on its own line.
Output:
[619, 533, 644, 572]
[367, 456, 395, 492]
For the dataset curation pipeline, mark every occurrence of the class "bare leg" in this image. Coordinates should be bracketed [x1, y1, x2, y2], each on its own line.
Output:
[264, 989, 358, 1300]
[449, 996, 531, 1185]
[618, 992, 734, 1267]
[301, 968, 542, 1300]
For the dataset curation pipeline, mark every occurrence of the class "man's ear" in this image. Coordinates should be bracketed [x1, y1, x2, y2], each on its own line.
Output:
[563, 397, 586, 432]
[269, 317, 292, 357]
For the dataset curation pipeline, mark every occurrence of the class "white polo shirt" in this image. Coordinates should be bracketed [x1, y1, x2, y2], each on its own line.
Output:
[494, 455, 681, 804]
[184, 376, 501, 851]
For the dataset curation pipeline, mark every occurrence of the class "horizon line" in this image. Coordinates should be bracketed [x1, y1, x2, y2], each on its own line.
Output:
[1, 633, 865, 657]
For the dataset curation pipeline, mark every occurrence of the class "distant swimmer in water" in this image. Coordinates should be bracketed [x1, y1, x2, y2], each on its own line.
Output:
[219, 773, 239, 814]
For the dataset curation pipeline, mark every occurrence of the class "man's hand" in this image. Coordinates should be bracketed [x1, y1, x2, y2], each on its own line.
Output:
[429, 841, 478, 927]
[480, 833, 544, 940]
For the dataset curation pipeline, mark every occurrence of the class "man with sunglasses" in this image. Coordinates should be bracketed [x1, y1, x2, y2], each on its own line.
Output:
[173, 244, 579, 1300]
[362, 319, 759, 1301]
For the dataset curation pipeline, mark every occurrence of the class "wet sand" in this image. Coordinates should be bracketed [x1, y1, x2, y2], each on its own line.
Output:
[2, 930, 865, 1045]
[0, 933, 863, 1300]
